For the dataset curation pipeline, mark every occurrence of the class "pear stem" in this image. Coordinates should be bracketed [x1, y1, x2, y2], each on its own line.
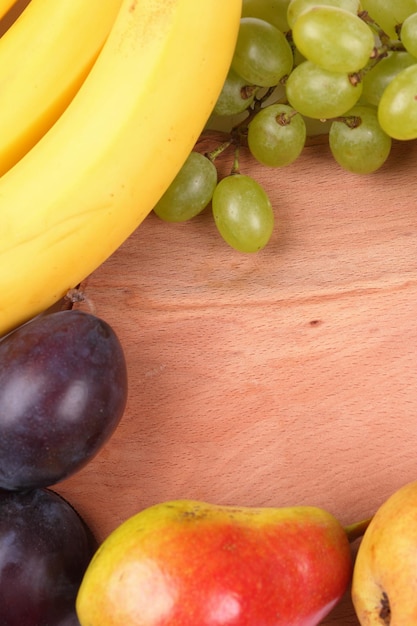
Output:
[344, 517, 373, 543]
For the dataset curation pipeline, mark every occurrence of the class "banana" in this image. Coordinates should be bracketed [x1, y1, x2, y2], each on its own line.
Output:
[0, 0, 241, 337]
[0, 0, 123, 176]
[0, 0, 18, 22]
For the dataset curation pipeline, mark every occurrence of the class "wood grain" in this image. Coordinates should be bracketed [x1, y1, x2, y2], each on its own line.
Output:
[57, 133, 417, 625]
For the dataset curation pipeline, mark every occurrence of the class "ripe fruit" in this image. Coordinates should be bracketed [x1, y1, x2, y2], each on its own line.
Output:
[76, 499, 354, 626]
[399, 11, 417, 58]
[378, 64, 417, 140]
[329, 105, 392, 174]
[352, 480, 417, 625]
[248, 103, 307, 167]
[286, 0, 361, 29]
[0, 309, 127, 490]
[242, 0, 291, 32]
[213, 68, 258, 117]
[361, 51, 417, 107]
[212, 174, 275, 252]
[150, 2, 417, 253]
[0, 0, 241, 337]
[0, 487, 96, 626]
[359, 0, 415, 40]
[292, 6, 375, 73]
[153, 151, 218, 222]
[231, 17, 293, 87]
[285, 60, 362, 119]
[0, 0, 122, 176]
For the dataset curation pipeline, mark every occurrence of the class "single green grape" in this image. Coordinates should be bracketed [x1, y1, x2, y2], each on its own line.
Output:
[292, 6, 375, 73]
[287, 0, 361, 29]
[329, 105, 392, 173]
[231, 17, 294, 87]
[213, 68, 258, 117]
[400, 12, 417, 58]
[242, 0, 291, 33]
[153, 151, 217, 222]
[378, 63, 417, 140]
[212, 174, 274, 252]
[247, 103, 306, 167]
[361, 51, 417, 106]
[398, 0, 417, 20]
[285, 60, 362, 119]
[360, 0, 417, 39]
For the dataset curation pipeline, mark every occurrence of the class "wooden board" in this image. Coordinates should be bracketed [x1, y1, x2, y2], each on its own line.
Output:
[57, 133, 417, 625]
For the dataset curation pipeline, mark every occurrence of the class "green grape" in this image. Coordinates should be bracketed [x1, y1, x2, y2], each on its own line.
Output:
[212, 174, 274, 252]
[360, 0, 417, 39]
[400, 12, 417, 58]
[242, 0, 291, 33]
[153, 151, 217, 222]
[213, 68, 257, 117]
[378, 63, 417, 139]
[287, 0, 361, 29]
[231, 17, 294, 87]
[285, 60, 362, 119]
[247, 103, 306, 167]
[361, 51, 417, 106]
[329, 105, 392, 173]
[292, 6, 375, 73]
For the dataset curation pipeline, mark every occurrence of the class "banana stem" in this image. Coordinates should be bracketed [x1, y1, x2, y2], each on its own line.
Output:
[344, 517, 373, 542]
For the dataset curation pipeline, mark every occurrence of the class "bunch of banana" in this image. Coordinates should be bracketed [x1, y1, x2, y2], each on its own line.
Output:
[0, 0, 123, 175]
[0, 0, 241, 337]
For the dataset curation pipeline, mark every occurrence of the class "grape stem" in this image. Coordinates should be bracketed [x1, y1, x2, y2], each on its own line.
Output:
[230, 91, 288, 143]
[349, 40, 406, 87]
[330, 115, 362, 129]
[231, 146, 240, 175]
[206, 139, 233, 163]
[276, 110, 298, 126]
[358, 10, 392, 47]
[350, 10, 407, 88]
[205, 89, 285, 164]
[357, 10, 406, 53]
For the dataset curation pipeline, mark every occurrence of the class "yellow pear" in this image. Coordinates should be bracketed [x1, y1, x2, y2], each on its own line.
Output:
[352, 480, 417, 625]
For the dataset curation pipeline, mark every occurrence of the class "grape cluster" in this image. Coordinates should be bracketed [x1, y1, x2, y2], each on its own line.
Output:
[154, 0, 417, 252]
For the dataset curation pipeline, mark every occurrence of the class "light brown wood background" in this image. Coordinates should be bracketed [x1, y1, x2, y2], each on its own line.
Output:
[57, 134, 417, 624]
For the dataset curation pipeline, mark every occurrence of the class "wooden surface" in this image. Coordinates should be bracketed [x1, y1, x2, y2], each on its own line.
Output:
[57, 134, 417, 625]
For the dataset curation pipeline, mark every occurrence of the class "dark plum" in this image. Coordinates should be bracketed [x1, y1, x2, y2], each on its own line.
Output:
[0, 310, 128, 490]
[0, 488, 96, 625]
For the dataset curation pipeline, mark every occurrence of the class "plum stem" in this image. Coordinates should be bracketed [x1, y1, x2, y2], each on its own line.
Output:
[344, 517, 373, 542]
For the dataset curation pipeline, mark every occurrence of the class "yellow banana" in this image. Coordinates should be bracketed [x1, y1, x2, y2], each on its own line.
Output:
[0, 0, 123, 176]
[0, 0, 241, 337]
[0, 0, 18, 22]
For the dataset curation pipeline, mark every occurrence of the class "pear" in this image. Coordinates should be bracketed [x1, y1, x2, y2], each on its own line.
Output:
[352, 480, 417, 625]
[76, 499, 355, 626]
